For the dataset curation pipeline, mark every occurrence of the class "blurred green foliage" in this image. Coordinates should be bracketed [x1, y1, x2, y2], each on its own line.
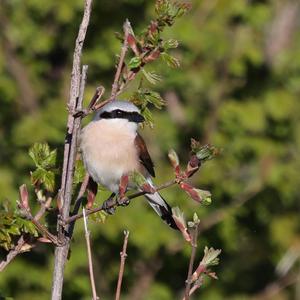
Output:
[1, 0, 300, 299]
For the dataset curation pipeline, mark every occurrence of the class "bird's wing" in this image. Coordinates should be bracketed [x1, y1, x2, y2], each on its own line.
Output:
[134, 133, 155, 177]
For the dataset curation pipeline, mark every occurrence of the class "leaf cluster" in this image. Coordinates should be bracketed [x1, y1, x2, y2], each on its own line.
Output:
[117, 1, 191, 126]
[29, 143, 58, 192]
[0, 202, 38, 251]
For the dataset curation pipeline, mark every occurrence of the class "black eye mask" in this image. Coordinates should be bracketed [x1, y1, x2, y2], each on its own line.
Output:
[100, 109, 145, 123]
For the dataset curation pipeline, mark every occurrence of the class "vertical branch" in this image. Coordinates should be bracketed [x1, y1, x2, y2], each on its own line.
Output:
[184, 225, 199, 300]
[83, 208, 99, 300]
[115, 230, 130, 300]
[51, 0, 93, 299]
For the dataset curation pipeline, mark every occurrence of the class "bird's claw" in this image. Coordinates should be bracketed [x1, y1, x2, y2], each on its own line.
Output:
[102, 198, 116, 215]
[117, 196, 130, 207]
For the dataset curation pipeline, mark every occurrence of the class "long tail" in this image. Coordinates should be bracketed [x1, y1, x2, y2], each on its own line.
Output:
[144, 191, 178, 230]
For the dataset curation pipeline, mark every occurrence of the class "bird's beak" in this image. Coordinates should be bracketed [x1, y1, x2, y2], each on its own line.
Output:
[133, 112, 145, 123]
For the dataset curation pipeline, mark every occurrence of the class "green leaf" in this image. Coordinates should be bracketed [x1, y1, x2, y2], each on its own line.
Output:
[29, 142, 57, 169]
[193, 212, 200, 224]
[129, 170, 148, 187]
[162, 39, 179, 50]
[89, 211, 107, 224]
[190, 140, 220, 162]
[42, 170, 55, 192]
[141, 107, 154, 128]
[29, 142, 57, 191]
[130, 88, 165, 128]
[22, 221, 39, 237]
[144, 90, 165, 109]
[141, 69, 163, 85]
[161, 52, 180, 68]
[31, 168, 55, 192]
[201, 246, 222, 267]
[74, 159, 86, 185]
[128, 56, 142, 69]
[7, 225, 21, 236]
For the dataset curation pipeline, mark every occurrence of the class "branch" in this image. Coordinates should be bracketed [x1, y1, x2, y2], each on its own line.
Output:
[111, 20, 130, 99]
[74, 18, 131, 119]
[115, 230, 130, 300]
[184, 224, 199, 300]
[181, 279, 203, 300]
[64, 179, 176, 224]
[22, 211, 60, 246]
[51, 0, 92, 298]
[83, 208, 99, 300]
[73, 86, 105, 118]
[0, 236, 26, 272]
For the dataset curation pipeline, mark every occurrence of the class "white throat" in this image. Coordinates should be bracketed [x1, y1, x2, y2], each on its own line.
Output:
[93, 118, 138, 133]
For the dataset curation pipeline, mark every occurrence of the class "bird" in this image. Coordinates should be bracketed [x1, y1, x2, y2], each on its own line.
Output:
[80, 100, 178, 229]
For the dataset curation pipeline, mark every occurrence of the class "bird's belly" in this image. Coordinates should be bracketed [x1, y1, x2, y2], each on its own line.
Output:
[80, 122, 140, 193]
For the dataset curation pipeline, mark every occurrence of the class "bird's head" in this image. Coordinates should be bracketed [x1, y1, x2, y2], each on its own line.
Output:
[94, 100, 145, 130]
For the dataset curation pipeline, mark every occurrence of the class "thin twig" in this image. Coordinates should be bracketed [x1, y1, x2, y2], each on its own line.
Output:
[83, 208, 99, 300]
[115, 230, 130, 300]
[73, 86, 105, 118]
[184, 224, 199, 300]
[64, 179, 176, 224]
[27, 214, 61, 245]
[0, 236, 25, 272]
[110, 19, 130, 99]
[186, 280, 202, 299]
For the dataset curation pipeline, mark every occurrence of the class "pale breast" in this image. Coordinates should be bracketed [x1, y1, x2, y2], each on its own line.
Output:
[80, 120, 140, 192]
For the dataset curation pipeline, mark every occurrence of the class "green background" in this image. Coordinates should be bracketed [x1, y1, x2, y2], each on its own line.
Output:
[0, 0, 300, 299]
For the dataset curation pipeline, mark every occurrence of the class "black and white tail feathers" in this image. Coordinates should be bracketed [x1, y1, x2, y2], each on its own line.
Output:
[144, 191, 178, 230]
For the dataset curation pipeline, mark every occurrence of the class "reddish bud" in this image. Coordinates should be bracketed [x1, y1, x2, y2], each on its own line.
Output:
[127, 34, 140, 56]
[185, 155, 200, 177]
[149, 21, 158, 34]
[191, 264, 206, 282]
[143, 49, 161, 63]
[180, 182, 200, 202]
[172, 207, 192, 242]
[19, 184, 30, 211]
[180, 183, 212, 205]
[127, 70, 137, 81]
[168, 149, 180, 175]
[20, 243, 34, 252]
[37, 237, 52, 243]
[206, 270, 218, 280]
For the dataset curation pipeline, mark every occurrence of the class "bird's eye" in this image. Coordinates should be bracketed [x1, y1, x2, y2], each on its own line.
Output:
[116, 110, 122, 116]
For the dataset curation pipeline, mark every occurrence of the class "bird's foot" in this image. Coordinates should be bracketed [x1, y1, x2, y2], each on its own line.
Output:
[117, 196, 130, 207]
[102, 193, 116, 215]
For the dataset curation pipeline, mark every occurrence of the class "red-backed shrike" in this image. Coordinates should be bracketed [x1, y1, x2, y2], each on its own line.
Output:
[80, 100, 178, 229]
